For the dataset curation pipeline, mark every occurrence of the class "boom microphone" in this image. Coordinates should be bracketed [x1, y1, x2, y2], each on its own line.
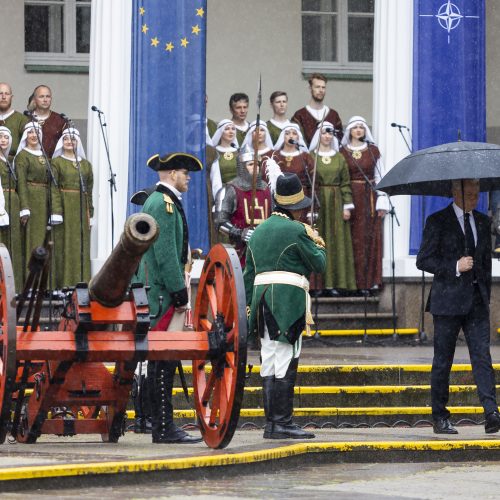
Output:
[91, 105, 104, 114]
[391, 122, 409, 130]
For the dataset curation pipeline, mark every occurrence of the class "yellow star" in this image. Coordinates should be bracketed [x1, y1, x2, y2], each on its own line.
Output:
[151, 37, 160, 47]
[142, 23, 149, 34]
[139, 7, 145, 15]
[192, 25, 201, 35]
[180, 37, 189, 48]
[165, 42, 174, 52]
[196, 7, 205, 17]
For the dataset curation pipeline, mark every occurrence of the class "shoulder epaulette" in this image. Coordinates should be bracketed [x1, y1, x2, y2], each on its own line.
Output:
[301, 222, 325, 248]
[163, 194, 174, 214]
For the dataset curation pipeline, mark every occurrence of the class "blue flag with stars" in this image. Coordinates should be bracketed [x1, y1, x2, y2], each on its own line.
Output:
[129, 0, 209, 251]
[409, 0, 486, 254]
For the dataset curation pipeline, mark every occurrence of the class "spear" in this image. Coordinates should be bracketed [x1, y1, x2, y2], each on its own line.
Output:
[250, 74, 262, 226]
[309, 109, 328, 228]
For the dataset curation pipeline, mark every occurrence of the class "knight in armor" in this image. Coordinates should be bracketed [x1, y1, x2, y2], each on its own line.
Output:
[215, 144, 272, 266]
[136, 152, 203, 444]
[244, 168, 326, 440]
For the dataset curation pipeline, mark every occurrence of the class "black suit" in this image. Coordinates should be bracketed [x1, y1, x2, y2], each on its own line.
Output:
[416, 203, 498, 420]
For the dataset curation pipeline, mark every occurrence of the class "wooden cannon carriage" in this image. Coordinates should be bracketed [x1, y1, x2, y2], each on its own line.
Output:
[0, 214, 247, 449]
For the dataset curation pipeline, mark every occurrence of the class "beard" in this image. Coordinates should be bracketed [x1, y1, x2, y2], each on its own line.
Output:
[312, 94, 324, 104]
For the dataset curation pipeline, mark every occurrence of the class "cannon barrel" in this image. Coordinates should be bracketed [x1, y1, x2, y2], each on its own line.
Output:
[89, 213, 158, 307]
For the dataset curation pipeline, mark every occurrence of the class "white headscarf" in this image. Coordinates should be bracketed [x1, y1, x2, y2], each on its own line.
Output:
[242, 120, 274, 151]
[341, 116, 375, 148]
[308, 121, 340, 153]
[273, 123, 308, 153]
[0, 126, 12, 161]
[211, 119, 239, 149]
[52, 127, 86, 160]
[16, 121, 43, 156]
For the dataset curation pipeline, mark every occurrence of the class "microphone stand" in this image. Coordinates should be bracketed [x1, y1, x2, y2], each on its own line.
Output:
[392, 126, 425, 343]
[63, 118, 86, 283]
[365, 142, 401, 342]
[345, 145, 378, 343]
[93, 108, 116, 247]
[25, 113, 58, 324]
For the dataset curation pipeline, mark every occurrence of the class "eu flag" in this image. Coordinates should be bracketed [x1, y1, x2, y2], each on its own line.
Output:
[128, 0, 209, 251]
[409, 0, 486, 254]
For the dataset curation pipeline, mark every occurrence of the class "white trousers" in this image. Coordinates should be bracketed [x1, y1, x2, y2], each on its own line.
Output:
[260, 324, 302, 379]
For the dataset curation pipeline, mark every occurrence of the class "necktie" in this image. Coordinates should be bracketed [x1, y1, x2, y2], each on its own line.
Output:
[464, 212, 475, 257]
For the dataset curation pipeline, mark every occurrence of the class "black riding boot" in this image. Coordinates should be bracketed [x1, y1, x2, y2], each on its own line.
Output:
[270, 358, 315, 439]
[149, 361, 202, 444]
[262, 376, 275, 438]
[133, 371, 152, 433]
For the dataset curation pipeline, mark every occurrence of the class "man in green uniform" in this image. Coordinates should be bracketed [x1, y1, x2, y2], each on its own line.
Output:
[137, 152, 203, 444]
[244, 172, 326, 439]
[0, 82, 28, 159]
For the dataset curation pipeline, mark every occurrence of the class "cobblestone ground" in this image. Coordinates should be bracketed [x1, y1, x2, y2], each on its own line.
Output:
[3, 461, 500, 499]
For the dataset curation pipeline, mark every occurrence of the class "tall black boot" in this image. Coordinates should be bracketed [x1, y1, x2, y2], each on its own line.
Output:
[150, 361, 202, 444]
[270, 358, 315, 439]
[262, 376, 275, 438]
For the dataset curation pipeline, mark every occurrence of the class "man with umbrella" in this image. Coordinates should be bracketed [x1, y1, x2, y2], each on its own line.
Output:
[416, 178, 500, 434]
[377, 140, 500, 435]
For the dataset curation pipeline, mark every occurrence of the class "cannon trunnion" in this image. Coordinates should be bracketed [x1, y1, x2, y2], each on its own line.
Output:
[0, 215, 247, 448]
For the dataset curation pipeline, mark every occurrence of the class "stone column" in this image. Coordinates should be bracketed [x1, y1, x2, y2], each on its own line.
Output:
[87, 0, 132, 272]
[372, 1, 416, 276]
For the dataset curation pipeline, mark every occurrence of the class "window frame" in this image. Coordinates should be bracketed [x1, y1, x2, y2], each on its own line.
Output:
[302, 0, 374, 78]
[24, 0, 91, 69]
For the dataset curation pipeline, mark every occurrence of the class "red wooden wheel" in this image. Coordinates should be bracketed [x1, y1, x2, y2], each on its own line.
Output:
[0, 245, 18, 443]
[193, 244, 247, 449]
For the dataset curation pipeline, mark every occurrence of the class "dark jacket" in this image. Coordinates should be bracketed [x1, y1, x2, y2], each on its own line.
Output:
[416, 203, 491, 316]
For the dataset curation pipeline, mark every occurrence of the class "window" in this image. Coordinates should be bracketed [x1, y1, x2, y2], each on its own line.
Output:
[302, 0, 374, 77]
[25, 0, 91, 70]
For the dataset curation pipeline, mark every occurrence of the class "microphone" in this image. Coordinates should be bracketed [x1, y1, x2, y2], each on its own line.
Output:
[391, 122, 409, 130]
[60, 113, 69, 121]
[230, 142, 238, 149]
[23, 110, 36, 120]
[91, 105, 104, 114]
[288, 139, 299, 148]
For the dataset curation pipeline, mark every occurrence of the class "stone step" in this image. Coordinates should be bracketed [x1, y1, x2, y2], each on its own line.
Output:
[310, 296, 380, 314]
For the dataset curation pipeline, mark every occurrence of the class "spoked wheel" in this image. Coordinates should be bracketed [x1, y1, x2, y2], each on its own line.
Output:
[193, 244, 247, 449]
[0, 245, 18, 443]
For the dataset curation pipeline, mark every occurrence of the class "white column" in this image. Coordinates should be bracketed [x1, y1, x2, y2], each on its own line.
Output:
[372, 0, 418, 276]
[87, 0, 132, 273]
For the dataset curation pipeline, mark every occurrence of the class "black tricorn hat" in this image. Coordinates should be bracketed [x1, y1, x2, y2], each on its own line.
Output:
[274, 173, 312, 210]
[147, 152, 203, 172]
[130, 184, 156, 206]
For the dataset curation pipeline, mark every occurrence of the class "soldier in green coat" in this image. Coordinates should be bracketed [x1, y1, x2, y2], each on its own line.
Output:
[244, 171, 326, 440]
[136, 152, 203, 444]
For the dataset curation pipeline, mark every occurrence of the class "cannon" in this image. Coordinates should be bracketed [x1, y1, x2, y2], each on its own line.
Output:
[0, 214, 247, 448]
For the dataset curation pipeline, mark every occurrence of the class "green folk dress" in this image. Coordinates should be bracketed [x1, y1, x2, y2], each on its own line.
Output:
[0, 159, 22, 290]
[314, 152, 356, 290]
[51, 156, 94, 288]
[16, 149, 62, 283]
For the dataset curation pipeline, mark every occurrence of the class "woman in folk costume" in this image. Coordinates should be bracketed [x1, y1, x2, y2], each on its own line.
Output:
[0, 126, 22, 290]
[209, 119, 239, 203]
[15, 121, 62, 281]
[309, 122, 356, 296]
[270, 123, 316, 211]
[51, 128, 93, 288]
[340, 116, 388, 293]
[241, 120, 274, 159]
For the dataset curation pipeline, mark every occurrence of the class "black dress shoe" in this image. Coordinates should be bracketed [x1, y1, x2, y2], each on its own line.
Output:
[485, 411, 500, 434]
[433, 418, 458, 434]
[153, 425, 203, 444]
[322, 289, 340, 297]
[268, 423, 315, 439]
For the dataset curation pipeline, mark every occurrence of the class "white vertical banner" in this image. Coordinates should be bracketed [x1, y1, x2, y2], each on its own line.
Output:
[372, 0, 414, 275]
[87, 0, 132, 273]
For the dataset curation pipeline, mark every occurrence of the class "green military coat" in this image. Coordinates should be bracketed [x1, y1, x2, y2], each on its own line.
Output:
[244, 211, 326, 344]
[137, 184, 188, 327]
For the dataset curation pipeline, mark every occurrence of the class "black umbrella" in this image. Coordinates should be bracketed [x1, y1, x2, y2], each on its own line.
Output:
[377, 141, 500, 196]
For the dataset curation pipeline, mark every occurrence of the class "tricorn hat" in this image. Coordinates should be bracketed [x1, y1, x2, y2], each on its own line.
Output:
[130, 185, 156, 205]
[147, 152, 203, 172]
[274, 173, 312, 211]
